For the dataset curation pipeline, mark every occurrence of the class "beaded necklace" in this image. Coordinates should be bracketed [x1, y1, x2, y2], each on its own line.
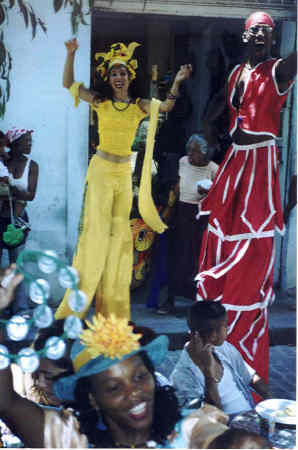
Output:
[112, 97, 131, 112]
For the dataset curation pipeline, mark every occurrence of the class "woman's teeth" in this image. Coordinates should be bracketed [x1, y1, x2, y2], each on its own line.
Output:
[129, 402, 146, 415]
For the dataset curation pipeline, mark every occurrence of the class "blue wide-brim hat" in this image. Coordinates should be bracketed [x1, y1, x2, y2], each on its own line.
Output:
[53, 334, 169, 402]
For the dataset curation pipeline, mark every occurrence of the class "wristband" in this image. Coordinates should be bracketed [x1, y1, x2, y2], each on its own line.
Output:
[167, 92, 179, 100]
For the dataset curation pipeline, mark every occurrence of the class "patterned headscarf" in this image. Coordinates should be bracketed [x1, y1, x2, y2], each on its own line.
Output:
[6, 127, 33, 144]
[95, 42, 140, 81]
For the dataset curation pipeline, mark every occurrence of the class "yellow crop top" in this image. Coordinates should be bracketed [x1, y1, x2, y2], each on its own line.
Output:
[69, 82, 148, 156]
[92, 99, 148, 156]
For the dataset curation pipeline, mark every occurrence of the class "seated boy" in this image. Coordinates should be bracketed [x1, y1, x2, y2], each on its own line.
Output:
[170, 301, 271, 416]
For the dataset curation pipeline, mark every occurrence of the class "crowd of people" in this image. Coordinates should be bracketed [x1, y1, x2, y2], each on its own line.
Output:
[0, 8, 296, 449]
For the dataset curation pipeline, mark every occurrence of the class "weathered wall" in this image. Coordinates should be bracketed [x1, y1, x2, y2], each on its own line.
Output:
[2, 1, 91, 261]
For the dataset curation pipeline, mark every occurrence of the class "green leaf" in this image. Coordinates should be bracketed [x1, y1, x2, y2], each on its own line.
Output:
[71, 2, 80, 34]
[54, 0, 63, 12]
[0, 100, 5, 118]
[8, 52, 12, 71]
[0, 5, 5, 25]
[18, 0, 28, 27]
[71, 9, 78, 35]
[0, 41, 6, 66]
[38, 18, 47, 33]
[30, 10, 37, 39]
[80, 12, 88, 25]
[6, 78, 10, 100]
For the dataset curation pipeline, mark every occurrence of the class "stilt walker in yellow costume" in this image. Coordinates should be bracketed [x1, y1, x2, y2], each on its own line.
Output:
[55, 38, 192, 321]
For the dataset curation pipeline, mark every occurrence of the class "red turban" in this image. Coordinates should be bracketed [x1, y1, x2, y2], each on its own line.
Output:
[245, 11, 275, 31]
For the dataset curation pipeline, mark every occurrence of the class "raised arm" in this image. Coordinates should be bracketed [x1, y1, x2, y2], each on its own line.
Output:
[0, 266, 45, 448]
[138, 64, 192, 114]
[63, 38, 97, 105]
[276, 51, 297, 92]
[159, 64, 192, 113]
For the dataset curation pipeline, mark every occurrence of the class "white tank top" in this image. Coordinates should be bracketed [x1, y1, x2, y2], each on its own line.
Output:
[218, 361, 252, 415]
[9, 158, 31, 192]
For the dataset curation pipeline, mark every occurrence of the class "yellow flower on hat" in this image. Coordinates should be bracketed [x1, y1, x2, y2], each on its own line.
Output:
[80, 313, 142, 360]
[95, 42, 140, 81]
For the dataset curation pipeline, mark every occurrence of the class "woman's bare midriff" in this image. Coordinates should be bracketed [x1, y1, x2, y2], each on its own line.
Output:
[233, 128, 273, 145]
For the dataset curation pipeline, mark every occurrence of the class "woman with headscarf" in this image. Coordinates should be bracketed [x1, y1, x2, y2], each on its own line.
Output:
[0, 128, 38, 265]
[0, 128, 38, 317]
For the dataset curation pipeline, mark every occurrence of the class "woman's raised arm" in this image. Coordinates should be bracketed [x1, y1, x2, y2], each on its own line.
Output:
[63, 38, 97, 105]
[0, 266, 45, 448]
[138, 64, 192, 114]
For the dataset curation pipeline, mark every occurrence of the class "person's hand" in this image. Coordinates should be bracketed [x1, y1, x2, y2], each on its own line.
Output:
[199, 403, 229, 425]
[65, 38, 79, 55]
[198, 186, 209, 197]
[181, 403, 229, 448]
[0, 264, 23, 312]
[174, 64, 192, 83]
[186, 331, 217, 379]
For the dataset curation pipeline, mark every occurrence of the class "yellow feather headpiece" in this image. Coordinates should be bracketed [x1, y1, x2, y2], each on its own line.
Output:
[74, 313, 142, 372]
[95, 42, 140, 81]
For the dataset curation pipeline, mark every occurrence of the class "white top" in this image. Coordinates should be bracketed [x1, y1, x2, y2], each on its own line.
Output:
[0, 160, 9, 178]
[179, 156, 218, 204]
[9, 157, 31, 192]
[219, 360, 252, 415]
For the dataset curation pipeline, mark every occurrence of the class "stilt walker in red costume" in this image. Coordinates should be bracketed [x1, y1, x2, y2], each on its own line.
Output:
[198, 11, 297, 382]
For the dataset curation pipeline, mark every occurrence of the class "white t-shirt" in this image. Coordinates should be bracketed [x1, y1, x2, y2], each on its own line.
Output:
[179, 156, 218, 204]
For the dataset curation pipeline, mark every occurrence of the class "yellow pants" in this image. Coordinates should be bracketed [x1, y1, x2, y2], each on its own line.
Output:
[55, 155, 132, 320]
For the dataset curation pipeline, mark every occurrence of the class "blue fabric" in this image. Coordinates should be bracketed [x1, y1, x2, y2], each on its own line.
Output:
[170, 341, 255, 412]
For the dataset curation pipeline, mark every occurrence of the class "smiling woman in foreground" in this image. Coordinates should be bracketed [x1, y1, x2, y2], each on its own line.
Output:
[0, 268, 229, 448]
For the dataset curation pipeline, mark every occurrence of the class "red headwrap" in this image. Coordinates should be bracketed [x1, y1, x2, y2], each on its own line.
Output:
[245, 11, 275, 31]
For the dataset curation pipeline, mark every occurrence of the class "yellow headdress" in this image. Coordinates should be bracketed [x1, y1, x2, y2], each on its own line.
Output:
[95, 42, 140, 81]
